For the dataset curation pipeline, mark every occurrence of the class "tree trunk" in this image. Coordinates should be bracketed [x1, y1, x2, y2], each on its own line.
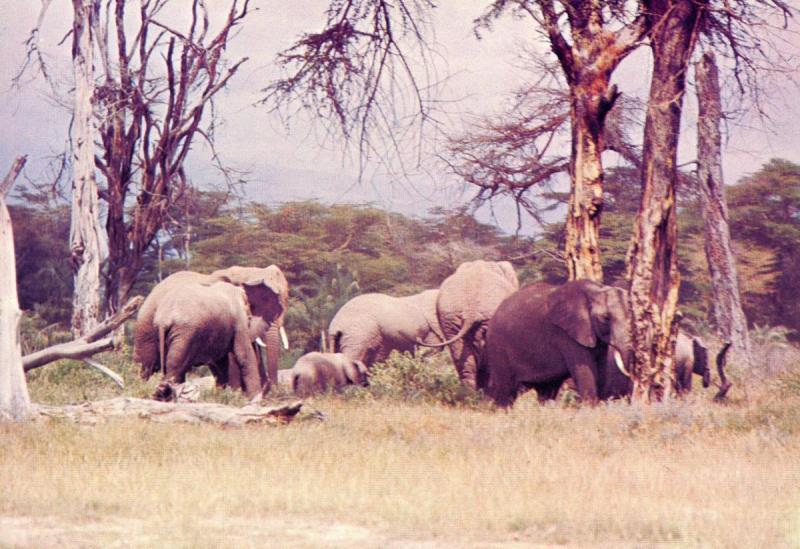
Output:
[627, 0, 705, 402]
[695, 51, 753, 370]
[70, 0, 103, 337]
[0, 156, 31, 421]
[564, 90, 607, 282]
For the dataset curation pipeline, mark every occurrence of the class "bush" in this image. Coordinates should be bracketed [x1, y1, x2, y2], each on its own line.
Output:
[361, 351, 487, 408]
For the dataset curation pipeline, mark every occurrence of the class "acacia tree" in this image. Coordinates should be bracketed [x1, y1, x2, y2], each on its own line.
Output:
[627, 0, 791, 400]
[473, 1, 650, 281]
[69, 0, 103, 336]
[695, 50, 753, 369]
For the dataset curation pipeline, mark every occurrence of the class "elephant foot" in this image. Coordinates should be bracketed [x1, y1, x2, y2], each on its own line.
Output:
[152, 381, 176, 402]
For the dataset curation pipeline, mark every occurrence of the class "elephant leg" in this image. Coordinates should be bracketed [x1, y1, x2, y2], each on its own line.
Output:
[263, 324, 281, 390]
[163, 335, 191, 384]
[226, 352, 243, 391]
[232, 332, 262, 397]
[560, 344, 599, 405]
[449, 338, 479, 389]
[209, 358, 229, 388]
[532, 378, 566, 403]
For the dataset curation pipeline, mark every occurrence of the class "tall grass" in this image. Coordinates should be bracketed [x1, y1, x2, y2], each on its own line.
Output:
[4, 327, 800, 547]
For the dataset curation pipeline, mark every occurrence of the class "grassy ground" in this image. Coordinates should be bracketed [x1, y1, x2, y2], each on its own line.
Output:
[3, 333, 800, 547]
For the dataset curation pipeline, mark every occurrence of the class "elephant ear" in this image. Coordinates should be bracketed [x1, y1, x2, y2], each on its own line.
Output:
[546, 284, 596, 348]
[243, 278, 285, 322]
[496, 261, 520, 290]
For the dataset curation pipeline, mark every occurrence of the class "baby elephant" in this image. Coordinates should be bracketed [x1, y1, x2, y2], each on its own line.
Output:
[290, 352, 368, 397]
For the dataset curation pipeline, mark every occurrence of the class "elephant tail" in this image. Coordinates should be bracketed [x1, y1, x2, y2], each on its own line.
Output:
[158, 324, 167, 377]
[416, 319, 479, 348]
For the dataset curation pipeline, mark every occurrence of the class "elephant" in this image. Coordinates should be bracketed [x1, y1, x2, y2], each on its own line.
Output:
[418, 260, 519, 389]
[482, 279, 633, 407]
[149, 280, 267, 398]
[328, 289, 444, 367]
[289, 352, 368, 397]
[134, 265, 289, 394]
[674, 331, 711, 394]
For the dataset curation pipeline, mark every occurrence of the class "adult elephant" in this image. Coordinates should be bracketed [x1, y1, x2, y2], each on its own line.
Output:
[134, 265, 289, 393]
[674, 331, 711, 394]
[419, 260, 519, 389]
[148, 280, 270, 398]
[328, 289, 443, 367]
[289, 352, 368, 397]
[483, 279, 633, 407]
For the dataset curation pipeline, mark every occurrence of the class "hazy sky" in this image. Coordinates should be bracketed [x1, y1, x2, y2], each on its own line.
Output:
[1, 1, 798, 234]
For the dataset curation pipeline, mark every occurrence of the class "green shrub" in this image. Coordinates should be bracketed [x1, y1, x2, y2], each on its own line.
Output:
[362, 351, 487, 408]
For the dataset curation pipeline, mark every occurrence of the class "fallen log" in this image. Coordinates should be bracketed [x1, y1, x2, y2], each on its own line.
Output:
[32, 397, 303, 427]
[23, 296, 143, 372]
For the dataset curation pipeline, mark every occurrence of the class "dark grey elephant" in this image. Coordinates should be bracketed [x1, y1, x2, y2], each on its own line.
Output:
[289, 352, 368, 397]
[419, 260, 519, 389]
[483, 280, 633, 407]
[328, 289, 443, 367]
[134, 265, 289, 396]
[674, 331, 711, 394]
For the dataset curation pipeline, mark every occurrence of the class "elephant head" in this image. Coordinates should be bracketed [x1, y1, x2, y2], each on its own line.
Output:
[546, 280, 633, 390]
[212, 265, 289, 388]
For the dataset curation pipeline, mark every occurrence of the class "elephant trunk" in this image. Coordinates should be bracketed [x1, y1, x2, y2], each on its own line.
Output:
[692, 339, 711, 388]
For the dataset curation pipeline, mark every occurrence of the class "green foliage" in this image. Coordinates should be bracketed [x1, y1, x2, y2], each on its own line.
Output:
[362, 351, 487, 408]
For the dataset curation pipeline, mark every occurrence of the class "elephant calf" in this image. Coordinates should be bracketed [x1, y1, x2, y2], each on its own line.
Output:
[289, 352, 368, 397]
[674, 331, 711, 393]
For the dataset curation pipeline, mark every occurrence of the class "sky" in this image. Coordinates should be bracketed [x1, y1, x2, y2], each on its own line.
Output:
[1, 1, 799, 235]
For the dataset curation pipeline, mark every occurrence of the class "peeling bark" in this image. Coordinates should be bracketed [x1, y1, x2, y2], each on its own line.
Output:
[0, 156, 31, 422]
[627, 0, 706, 402]
[69, 0, 103, 336]
[695, 51, 753, 370]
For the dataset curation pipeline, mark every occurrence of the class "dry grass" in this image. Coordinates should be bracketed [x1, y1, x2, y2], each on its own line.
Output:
[3, 338, 800, 547]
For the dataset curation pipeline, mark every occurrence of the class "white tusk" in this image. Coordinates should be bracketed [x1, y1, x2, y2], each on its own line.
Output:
[614, 349, 630, 378]
[255, 337, 268, 348]
[280, 326, 289, 350]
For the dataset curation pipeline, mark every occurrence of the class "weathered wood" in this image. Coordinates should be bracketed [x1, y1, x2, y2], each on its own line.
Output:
[0, 156, 31, 421]
[23, 296, 143, 372]
[627, 0, 706, 402]
[32, 398, 304, 427]
[70, 0, 103, 336]
[695, 51, 753, 370]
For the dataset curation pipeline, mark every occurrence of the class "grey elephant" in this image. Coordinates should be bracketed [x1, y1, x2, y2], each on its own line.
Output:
[419, 260, 519, 388]
[674, 331, 711, 394]
[134, 265, 289, 395]
[289, 352, 368, 397]
[483, 279, 633, 407]
[328, 289, 444, 367]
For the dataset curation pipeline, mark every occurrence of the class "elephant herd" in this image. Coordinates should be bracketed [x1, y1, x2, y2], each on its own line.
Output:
[133, 260, 714, 406]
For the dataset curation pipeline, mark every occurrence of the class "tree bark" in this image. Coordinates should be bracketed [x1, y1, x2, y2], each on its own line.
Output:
[70, 0, 103, 336]
[0, 156, 31, 421]
[695, 51, 753, 370]
[627, 0, 705, 402]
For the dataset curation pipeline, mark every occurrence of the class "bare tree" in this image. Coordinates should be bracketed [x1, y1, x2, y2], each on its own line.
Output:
[69, 0, 103, 336]
[93, 0, 251, 313]
[695, 51, 753, 369]
[22, 0, 251, 315]
[626, 0, 705, 402]
[626, 0, 791, 401]
[0, 157, 31, 422]
[262, 0, 437, 172]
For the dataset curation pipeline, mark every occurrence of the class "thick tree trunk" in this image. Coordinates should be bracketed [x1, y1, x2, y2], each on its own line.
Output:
[0, 156, 31, 421]
[564, 93, 607, 282]
[695, 51, 753, 369]
[70, 0, 103, 337]
[627, 0, 705, 402]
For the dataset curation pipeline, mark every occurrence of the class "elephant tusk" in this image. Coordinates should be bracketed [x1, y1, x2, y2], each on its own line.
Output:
[255, 337, 268, 348]
[614, 349, 630, 378]
[280, 326, 289, 350]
